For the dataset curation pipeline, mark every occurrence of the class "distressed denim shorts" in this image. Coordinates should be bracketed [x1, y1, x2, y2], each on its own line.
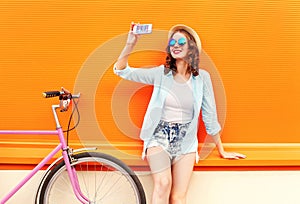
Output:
[147, 120, 191, 160]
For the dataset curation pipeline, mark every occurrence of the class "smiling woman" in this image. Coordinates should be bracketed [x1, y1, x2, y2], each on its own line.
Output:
[113, 23, 245, 204]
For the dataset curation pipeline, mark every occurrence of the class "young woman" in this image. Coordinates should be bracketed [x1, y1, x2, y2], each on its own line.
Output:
[114, 24, 246, 204]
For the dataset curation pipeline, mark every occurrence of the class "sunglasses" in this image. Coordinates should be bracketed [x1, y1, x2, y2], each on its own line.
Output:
[168, 37, 187, 47]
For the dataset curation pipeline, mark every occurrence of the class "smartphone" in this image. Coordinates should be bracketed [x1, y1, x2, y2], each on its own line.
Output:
[131, 23, 152, 34]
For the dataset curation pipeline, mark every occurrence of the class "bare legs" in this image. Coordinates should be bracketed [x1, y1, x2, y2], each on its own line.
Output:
[147, 146, 195, 204]
[147, 146, 172, 204]
[169, 153, 195, 204]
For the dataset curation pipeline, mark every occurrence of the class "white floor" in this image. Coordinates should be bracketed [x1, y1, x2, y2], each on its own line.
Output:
[1, 170, 300, 204]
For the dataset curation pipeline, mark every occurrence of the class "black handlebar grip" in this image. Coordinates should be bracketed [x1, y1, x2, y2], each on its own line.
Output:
[42, 91, 62, 98]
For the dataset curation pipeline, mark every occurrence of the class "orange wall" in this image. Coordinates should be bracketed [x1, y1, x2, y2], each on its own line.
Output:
[0, 0, 300, 146]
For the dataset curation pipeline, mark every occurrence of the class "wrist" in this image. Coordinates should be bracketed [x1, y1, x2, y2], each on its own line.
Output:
[217, 146, 225, 155]
[126, 42, 135, 47]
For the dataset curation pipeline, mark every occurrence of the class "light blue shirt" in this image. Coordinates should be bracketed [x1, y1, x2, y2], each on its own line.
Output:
[114, 64, 221, 161]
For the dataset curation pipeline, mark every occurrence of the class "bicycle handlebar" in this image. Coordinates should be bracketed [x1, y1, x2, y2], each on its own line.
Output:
[42, 91, 80, 99]
[42, 91, 63, 98]
[42, 89, 80, 112]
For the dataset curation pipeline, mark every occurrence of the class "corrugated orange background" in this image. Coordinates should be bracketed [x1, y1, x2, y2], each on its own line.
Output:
[0, 0, 300, 146]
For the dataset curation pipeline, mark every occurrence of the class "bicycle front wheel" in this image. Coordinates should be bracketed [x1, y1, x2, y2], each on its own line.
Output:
[38, 152, 146, 204]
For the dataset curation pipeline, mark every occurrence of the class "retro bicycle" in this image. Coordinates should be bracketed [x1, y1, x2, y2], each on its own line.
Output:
[0, 88, 146, 204]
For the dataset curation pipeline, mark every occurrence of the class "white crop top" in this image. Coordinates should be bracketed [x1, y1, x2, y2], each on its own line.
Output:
[161, 77, 194, 124]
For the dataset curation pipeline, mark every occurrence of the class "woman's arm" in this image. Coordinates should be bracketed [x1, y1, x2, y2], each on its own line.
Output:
[115, 31, 139, 70]
[200, 70, 246, 159]
[113, 30, 162, 85]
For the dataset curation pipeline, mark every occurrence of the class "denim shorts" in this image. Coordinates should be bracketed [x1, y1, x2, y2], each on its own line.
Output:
[147, 120, 191, 160]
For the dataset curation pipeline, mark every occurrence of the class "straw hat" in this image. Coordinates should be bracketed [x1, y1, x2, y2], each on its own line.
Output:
[168, 24, 202, 53]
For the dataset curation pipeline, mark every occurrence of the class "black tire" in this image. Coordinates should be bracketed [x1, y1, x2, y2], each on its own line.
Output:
[37, 152, 146, 204]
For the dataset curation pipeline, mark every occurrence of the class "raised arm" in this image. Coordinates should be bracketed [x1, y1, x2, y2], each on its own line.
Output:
[115, 31, 139, 70]
[113, 28, 163, 85]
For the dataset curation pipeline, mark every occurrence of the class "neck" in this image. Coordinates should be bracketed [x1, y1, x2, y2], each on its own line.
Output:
[176, 59, 188, 75]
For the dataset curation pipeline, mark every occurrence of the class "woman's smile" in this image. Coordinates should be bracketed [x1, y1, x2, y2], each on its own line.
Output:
[172, 49, 182, 55]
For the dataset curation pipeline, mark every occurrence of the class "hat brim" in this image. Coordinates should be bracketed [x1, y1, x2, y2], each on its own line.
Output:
[168, 24, 202, 53]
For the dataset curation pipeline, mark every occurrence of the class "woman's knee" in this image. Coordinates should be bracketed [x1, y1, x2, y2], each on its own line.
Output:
[153, 176, 172, 193]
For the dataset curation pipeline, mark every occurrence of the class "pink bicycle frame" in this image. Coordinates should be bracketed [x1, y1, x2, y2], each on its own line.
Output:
[0, 102, 89, 204]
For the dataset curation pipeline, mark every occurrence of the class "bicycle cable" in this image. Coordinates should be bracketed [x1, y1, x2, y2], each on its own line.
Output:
[63, 98, 80, 146]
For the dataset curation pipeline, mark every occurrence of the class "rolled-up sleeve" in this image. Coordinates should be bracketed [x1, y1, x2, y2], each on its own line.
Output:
[113, 63, 162, 85]
[201, 71, 221, 136]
